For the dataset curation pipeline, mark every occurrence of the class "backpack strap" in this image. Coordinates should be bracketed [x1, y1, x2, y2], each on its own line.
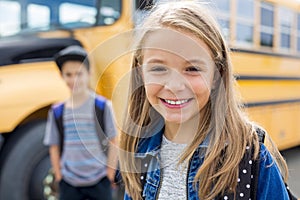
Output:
[52, 103, 65, 156]
[255, 127, 265, 143]
[52, 95, 108, 157]
[250, 127, 266, 200]
[252, 127, 298, 200]
[94, 95, 109, 156]
[216, 128, 265, 200]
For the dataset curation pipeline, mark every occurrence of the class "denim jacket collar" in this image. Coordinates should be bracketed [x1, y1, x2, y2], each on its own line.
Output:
[136, 120, 164, 157]
[136, 118, 210, 158]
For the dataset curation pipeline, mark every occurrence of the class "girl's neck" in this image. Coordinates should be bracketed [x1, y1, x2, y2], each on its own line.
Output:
[164, 115, 200, 144]
[66, 90, 90, 108]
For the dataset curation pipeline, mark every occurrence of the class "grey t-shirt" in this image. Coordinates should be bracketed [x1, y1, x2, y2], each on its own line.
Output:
[43, 94, 117, 186]
[157, 136, 188, 200]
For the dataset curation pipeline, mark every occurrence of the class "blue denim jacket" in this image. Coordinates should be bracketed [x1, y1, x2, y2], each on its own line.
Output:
[124, 124, 289, 200]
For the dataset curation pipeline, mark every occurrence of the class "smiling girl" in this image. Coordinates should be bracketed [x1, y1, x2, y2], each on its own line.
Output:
[119, 1, 291, 200]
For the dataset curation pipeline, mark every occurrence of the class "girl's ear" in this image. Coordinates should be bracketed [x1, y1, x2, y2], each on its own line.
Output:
[134, 65, 144, 85]
[211, 71, 217, 90]
[138, 65, 144, 80]
[133, 55, 144, 83]
[211, 79, 217, 92]
[136, 57, 144, 79]
[211, 69, 221, 91]
[212, 61, 226, 90]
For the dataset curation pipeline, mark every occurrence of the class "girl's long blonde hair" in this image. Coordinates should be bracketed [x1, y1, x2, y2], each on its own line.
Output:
[119, 1, 288, 200]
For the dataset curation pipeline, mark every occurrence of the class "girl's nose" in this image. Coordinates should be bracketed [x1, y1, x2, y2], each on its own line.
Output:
[164, 70, 186, 91]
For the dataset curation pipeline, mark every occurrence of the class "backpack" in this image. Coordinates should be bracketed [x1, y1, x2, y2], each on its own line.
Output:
[217, 128, 297, 200]
[52, 95, 108, 156]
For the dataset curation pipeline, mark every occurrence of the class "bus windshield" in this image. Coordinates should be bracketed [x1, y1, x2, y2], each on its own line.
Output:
[0, 0, 121, 38]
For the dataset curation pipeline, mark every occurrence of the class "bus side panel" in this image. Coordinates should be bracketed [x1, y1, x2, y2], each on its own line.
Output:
[0, 62, 70, 133]
[247, 104, 300, 150]
[232, 52, 300, 150]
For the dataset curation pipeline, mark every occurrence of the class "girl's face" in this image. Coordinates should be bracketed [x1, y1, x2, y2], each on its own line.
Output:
[141, 29, 216, 124]
[61, 60, 90, 96]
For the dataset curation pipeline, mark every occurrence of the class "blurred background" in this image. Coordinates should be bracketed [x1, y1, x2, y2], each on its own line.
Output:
[0, 0, 299, 199]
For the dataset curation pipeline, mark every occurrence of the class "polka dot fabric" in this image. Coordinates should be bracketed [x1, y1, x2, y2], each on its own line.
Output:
[216, 144, 256, 200]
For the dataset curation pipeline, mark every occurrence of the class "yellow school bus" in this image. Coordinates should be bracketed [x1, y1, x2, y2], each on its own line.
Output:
[215, 0, 300, 150]
[0, 0, 300, 199]
[0, 0, 134, 199]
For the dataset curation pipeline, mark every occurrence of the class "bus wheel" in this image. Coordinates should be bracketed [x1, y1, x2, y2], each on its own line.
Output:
[0, 120, 50, 200]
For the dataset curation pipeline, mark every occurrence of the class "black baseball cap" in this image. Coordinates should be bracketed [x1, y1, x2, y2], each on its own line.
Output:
[54, 45, 90, 70]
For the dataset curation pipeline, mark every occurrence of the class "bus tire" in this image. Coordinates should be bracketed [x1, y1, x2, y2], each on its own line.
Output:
[0, 120, 50, 200]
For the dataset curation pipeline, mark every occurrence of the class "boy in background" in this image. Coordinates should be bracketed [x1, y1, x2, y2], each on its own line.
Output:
[44, 45, 118, 200]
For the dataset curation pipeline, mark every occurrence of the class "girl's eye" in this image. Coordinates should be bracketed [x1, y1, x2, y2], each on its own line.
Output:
[151, 66, 167, 71]
[186, 66, 201, 72]
[148, 65, 168, 72]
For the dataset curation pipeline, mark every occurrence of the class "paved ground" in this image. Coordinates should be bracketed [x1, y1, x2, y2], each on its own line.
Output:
[281, 146, 300, 198]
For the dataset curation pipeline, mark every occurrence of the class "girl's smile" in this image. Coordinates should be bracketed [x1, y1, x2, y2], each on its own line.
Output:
[160, 98, 192, 108]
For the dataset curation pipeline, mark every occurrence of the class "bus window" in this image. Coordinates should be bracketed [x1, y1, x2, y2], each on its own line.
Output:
[98, 0, 121, 25]
[237, 0, 253, 19]
[218, 19, 230, 40]
[0, 1, 20, 37]
[260, 1, 274, 47]
[28, 4, 50, 29]
[278, 7, 293, 51]
[59, 0, 121, 27]
[236, 0, 254, 46]
[59, 3, 97, 28]
[214, 0, 230, 11]
[213, 0, 230, 40]
[0, 0, 122, 38]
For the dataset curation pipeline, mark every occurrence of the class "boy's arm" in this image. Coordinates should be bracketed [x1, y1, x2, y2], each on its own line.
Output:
[106, 136, 118, 183]
[44, 109, 62, 182]
[102, 100, 119, 183]
[49, 145, 62, 182]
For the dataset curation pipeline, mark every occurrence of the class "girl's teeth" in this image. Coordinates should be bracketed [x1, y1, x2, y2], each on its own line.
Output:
[165, 99, 188, 105]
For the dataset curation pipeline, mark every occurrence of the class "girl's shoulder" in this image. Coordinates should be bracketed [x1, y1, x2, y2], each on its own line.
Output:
[256, 143, 290, 199]
[257, 143, 275, 168]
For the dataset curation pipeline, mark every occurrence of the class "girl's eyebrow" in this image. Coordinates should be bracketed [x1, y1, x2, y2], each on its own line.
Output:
[144, 58, 210, 65]
[143, 58, 166, 64]
[184, 58, 208, 65]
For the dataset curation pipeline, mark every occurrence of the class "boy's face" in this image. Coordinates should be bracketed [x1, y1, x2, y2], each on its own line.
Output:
[60, 60, 90, 96]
